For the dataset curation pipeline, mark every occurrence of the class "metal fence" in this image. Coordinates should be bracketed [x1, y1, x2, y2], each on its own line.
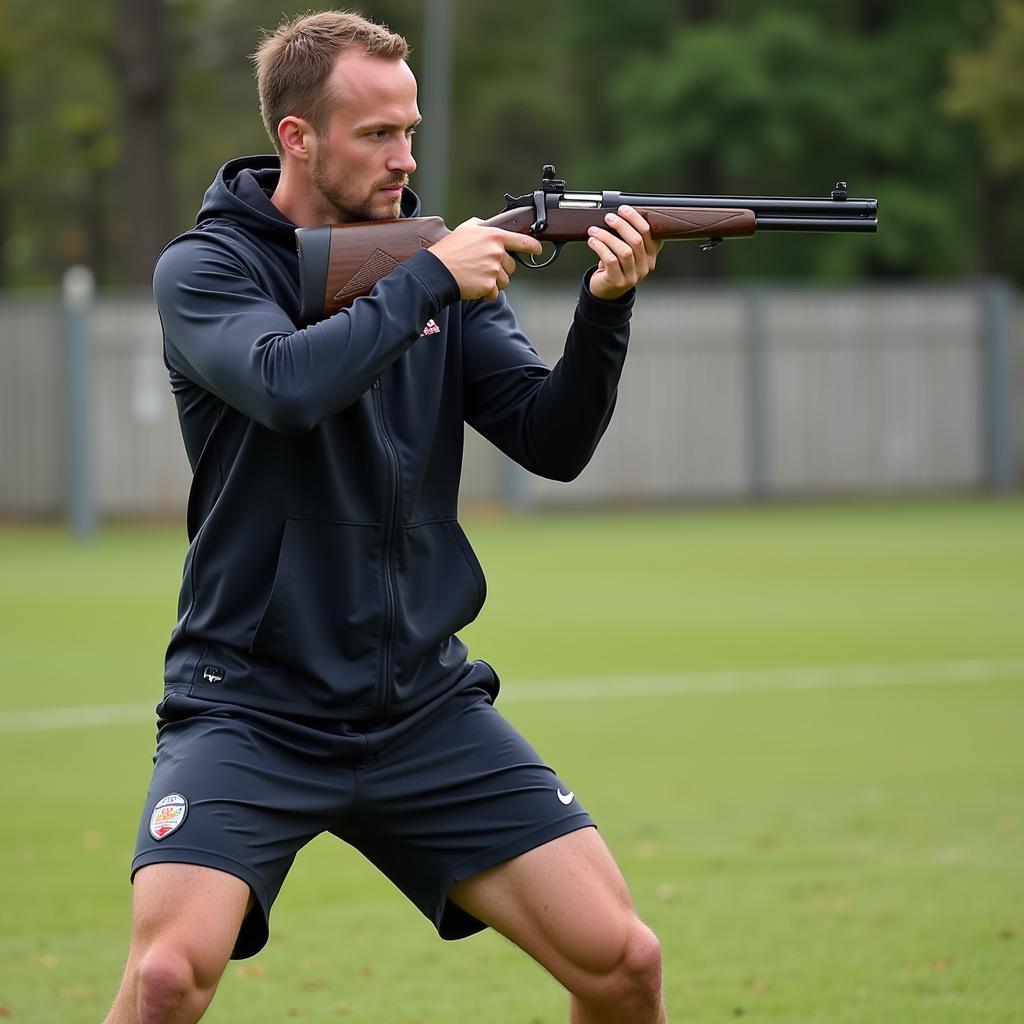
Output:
[467, 279, 1019, 505]
[0, 279, 1018, 523]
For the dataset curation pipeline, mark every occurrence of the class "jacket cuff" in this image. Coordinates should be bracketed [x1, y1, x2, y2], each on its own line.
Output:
[576, 267, 636, 328]
[401, 248, 461, 309]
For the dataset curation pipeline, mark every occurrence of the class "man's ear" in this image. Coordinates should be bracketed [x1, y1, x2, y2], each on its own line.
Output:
[277, 116, 315, 162]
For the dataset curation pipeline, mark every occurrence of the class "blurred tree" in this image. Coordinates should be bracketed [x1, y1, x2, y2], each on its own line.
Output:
[5, 1, 118, 285]
[590, 0, 1010, 280]
[115, 0, 172, 285]
[0, 2, 13, 287]
[946, 0, 1024, 172]
[444, 1, 579, 225]
[944, 0, 1024, 274]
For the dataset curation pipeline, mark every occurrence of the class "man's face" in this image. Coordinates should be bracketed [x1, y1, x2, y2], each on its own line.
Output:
[309, 52, 420, 222]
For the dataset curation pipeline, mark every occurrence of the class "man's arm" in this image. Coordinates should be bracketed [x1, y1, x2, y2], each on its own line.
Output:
[461, 208, 660, 482]
[461, 278, 634, 482]
[157, 222, 546, 434]
[155, 237, 459, 434]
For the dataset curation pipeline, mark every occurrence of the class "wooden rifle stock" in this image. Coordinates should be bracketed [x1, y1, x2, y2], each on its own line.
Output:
[296, 216, 451, 324]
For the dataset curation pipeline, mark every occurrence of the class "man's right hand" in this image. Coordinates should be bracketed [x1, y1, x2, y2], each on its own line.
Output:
[429, 219, 544, 302]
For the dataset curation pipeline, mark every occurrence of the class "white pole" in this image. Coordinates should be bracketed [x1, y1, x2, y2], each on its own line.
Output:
[63, 265, 96, 539]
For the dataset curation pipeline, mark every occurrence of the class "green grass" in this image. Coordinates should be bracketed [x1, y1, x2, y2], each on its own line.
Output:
[1, 497, 1022, 1022]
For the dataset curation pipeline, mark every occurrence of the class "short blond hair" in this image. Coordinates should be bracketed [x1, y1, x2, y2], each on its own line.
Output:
[252, 10, 410, 155]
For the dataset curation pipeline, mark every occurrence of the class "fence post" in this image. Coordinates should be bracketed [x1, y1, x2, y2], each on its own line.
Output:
[744, 288, 771, 497]
[979, 279, 1015, 492]
[63, 265, 96, 539]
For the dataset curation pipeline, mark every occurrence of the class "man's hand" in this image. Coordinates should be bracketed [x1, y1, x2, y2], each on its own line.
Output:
[586, 205, 663, 302]
[429, 220, 544, 302]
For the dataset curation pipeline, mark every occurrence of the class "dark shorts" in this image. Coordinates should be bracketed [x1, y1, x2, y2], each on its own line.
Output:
[131, 684, 593, 959]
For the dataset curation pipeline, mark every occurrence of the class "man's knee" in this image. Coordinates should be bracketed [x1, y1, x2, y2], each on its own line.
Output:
[133, 947, 201, 1019]
[613, 918, 663, 1002]
[112, 862, 248, 1021]
[577, 915, 663, 1009]
[122, 941, 226, 1024]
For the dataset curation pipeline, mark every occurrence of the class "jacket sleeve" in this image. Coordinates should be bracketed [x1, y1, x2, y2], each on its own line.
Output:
[462, 271, 633, 481]
[154, 236, 460, 434]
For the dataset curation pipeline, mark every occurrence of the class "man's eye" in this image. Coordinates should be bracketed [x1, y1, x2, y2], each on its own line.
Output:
[406, 127, 417, 138]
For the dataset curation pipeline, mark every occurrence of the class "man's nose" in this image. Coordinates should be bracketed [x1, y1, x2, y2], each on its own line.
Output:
[388, 138, 416, 175]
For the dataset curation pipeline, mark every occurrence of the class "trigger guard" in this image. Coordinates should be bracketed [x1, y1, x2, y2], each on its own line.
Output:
[513, 242, 564, 269]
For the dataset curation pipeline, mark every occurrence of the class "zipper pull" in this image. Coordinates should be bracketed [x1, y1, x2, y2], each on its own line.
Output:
[372, 378, 381, 390]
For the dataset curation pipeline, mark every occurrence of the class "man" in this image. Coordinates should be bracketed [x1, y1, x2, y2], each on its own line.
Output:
[106, 10, 667, 1023]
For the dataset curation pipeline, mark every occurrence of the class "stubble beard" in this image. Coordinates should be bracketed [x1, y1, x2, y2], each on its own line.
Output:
[311, 156, 404, 223]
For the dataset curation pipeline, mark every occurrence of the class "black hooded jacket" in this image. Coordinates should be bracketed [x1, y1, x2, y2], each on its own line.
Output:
[154, 155, 632, 722]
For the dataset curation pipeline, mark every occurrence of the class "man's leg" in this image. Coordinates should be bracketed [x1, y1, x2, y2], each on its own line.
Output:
[105, 863, 251, 1024]
[449, 826, 667, 1024]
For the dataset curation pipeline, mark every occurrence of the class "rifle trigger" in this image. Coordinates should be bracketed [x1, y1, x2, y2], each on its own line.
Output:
[699, 236, 725, 253]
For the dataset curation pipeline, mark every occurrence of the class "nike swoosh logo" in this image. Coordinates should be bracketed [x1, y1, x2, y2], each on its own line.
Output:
[557, 789, 574, 805]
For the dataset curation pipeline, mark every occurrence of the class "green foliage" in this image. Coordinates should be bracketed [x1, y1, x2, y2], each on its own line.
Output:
[2, 0, 1021, 285]
[3, 1, 118, 285]
[945, 0, 1024, 173]
[585, 3, 1011, 278]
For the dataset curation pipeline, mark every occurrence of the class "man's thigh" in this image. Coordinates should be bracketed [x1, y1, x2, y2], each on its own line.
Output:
[129, 863, 252, 974]
[448, 827, 640, 990]
[130, 694, 352, 959]
[346, 686, 594, 940]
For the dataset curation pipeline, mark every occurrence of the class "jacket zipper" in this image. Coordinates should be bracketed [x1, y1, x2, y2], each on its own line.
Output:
[372, 377, 400, 721]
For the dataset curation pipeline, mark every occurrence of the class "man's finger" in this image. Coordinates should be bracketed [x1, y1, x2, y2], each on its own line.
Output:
[604, 210, 644, 250]
[496, 229, 544, 256]
[615, 205, 662, 259]
[587, 236, 625, 282]
[587, 226, 634, 265]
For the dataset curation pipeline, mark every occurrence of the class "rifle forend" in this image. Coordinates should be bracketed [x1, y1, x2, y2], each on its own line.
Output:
[295, 164, 878, 323]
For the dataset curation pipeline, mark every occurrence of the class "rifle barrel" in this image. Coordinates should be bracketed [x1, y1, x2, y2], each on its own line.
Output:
[755, 216, 877, 232]
[609, 191, 877, 231]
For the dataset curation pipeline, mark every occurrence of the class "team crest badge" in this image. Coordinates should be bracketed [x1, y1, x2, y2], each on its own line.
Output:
[149, 793, 188, 841]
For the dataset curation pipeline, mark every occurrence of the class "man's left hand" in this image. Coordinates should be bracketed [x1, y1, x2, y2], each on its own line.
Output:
[586, 205, 663, 302]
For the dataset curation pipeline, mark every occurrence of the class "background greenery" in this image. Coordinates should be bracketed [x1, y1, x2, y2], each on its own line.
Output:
[1, 499, 1022, 1021]
[2, 0, 1022, 289]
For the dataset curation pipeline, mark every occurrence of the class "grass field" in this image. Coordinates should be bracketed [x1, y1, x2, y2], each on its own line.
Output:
[1, 497, 1022, 1022]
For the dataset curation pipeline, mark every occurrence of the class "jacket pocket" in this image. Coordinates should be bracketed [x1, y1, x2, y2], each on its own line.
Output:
[450, 520, 487, 610]
[250, 517, 383, 708]
[391, 520, 487, 689]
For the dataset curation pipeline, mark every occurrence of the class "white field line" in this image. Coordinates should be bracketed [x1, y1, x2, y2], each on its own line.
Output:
[2, 657, 1023, 734]
[502, 656, 1024, 703]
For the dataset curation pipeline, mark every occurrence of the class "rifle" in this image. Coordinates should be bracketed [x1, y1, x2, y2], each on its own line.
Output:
[295, 164, 878, 323]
